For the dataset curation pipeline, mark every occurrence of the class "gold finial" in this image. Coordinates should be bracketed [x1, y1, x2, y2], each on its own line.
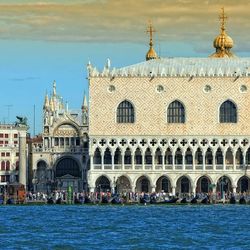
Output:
[219, 7, 227, 32]
[209, 7, 236, 58]
[146, 21, 158, 61]
[147, 20, 155, 47]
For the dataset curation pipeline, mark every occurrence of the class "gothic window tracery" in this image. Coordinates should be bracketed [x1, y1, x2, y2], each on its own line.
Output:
[117, 100, 134, 123]
[219, 100, 237, 123]
[167, 101, 185, 123]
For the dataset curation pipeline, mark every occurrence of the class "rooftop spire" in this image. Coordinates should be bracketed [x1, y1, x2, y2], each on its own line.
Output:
[43, 91, 50, 110]
[210, 7, 236, 58]
[53, 80, 56, 96]
[82, 92, 88, 112]
[146, 21, 158, 61]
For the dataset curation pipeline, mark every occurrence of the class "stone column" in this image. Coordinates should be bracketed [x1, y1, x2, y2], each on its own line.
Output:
[151, 185, 156, 193]
[212, 151, 216, 170]
[121, 153, 125, 170]
[162, 154, 165, 170]
[182, 153, 185, 170]
[192, 152, 195, 170]
[223, 151, 226, 171]
[172, 151, 176, 170]
[131, 152, 135, 170]
[172, 186, 176, 196]
[232, 185, 237, 194]
[111, 152, 115, 170]
[142, 151, 145, 170]
[152, 153, 155, 171]
[202, 151, 206, 171]
[90, 154, 94, 170]
[233, 152, 236, 171]
[243, 152, 246, 171]
[191, 185, 196, 196]
[19, 129, 27, 188]
[101, 153, 104, 170]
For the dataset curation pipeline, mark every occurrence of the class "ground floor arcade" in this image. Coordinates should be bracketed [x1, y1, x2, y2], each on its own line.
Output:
[88, 171, 250, 196]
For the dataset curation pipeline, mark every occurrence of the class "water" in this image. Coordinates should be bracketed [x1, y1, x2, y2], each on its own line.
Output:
[0, 205, 250, 250]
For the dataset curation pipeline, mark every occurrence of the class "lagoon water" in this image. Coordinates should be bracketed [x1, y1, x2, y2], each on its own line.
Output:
[0, 205, 250, 249]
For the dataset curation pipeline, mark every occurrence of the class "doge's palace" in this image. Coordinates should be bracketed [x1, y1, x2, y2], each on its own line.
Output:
[87, 9, 250, 196]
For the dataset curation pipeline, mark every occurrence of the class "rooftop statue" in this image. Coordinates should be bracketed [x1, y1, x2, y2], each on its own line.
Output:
[15, 116, 28, 128]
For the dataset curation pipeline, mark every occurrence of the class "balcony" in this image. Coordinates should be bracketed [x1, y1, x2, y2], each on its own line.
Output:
[91, 163, 248, 172]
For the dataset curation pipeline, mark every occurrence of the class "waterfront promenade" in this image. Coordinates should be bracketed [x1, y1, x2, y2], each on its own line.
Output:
[1, 190, 250, 205]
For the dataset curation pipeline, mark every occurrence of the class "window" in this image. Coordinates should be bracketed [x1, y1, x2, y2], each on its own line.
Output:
[220, 100, 237, 123]
[117, 100, 134, 123]
[5, 134, 8, 138]
[14, 134, 18, 138]
[6, 161, 10, 171]
[1, 161, 5, 171]
[0, 134, 3, 138]
[6, 152, 10, 157]
[167, 100, 185, 123]
[1, 152, 5, 157]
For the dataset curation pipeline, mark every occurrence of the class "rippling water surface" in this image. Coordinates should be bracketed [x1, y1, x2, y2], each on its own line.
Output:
[0, 205, 250, 249]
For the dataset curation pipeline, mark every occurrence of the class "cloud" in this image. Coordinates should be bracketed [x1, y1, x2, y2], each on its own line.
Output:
[0, 0, 249, 53]
[9, 76, 40, 81]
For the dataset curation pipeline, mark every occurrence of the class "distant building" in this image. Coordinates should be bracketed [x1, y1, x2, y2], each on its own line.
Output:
[0, 123, 27, 189]
[87, 9, 250, 195]
[30, 81, 88, 193]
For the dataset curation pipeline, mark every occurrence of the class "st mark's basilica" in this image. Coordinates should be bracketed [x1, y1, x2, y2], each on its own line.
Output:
[30, 8, 250, 195]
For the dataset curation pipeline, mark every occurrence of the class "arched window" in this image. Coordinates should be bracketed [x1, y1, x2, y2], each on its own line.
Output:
[167, 101, 185, 123]
[117, 100, 134, 123]
[219, 100, 237, 123]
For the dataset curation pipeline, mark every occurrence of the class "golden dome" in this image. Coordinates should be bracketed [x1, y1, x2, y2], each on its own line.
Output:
[146, 47, 158, 61]
[210, 7, 236, 58]
[213, 32, 234, 49]
[146, 21, 158, 61]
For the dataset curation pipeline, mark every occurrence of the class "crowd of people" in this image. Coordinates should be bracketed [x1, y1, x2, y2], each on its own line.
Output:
[24, 190, 250, 205]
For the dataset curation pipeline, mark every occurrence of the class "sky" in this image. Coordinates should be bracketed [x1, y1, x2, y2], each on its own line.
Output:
[0, 0, 250, 135]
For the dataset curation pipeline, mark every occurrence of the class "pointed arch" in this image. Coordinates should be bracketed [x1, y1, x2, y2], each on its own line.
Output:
[225, 147, 233, 165]
[219, 100, 237, 123]
[185, 147, 193, 165]
[93, 148, 102, 164]
[155, 147, 162, 165]
[205, 148, 213, 165]
[196, 175, 212, 193]
[215, 148, 223, 165]
[195, 147, 203, 165]
[165, 148, 173, 165]
[95, 175, 111, 192]
[134, 147, 142, 165]
[237, 176, 250, 193]
[104, 148, 112, 165]
[114, 147, 122, 165]
[124, 147, 132, 164]
[175, 148, 182, 165]
[236, 147, 243, 165]
[167, 100, 185, 123]
[145, 147, 152, 165]
[156, 176, 171, 193]
[116, 175, 132, 193]
[135, 175, 151, 193]
[117, 100, 135, 123]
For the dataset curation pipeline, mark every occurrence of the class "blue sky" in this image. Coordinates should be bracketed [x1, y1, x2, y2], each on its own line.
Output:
[0, 0, 249, 135]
